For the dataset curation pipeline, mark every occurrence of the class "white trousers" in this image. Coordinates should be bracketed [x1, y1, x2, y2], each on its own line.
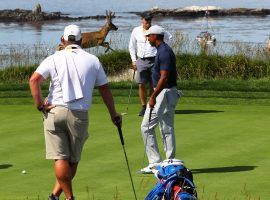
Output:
[141, 87, 181, 164]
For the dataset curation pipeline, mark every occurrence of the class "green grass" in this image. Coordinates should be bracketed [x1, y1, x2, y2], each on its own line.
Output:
[0, 96, 270, 199]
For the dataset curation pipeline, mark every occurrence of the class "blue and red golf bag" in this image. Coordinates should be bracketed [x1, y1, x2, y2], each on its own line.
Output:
[145, 159, 198, 200]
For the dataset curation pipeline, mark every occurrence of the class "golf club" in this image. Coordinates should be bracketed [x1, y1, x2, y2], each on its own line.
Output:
[115, 117, 138, 200]
[141, 107, 153, 171]
[121, 70, 135, 116]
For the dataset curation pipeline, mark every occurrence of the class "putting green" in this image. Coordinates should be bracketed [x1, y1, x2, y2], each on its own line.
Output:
[0, 101, 269, 199]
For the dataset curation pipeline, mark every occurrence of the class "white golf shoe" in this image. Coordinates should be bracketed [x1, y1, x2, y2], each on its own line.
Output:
[140, 163, 160, 174]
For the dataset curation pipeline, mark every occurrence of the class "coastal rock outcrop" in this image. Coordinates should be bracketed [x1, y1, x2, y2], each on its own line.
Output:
[131, 7, 270, 18]
[0, 4, 109, 22]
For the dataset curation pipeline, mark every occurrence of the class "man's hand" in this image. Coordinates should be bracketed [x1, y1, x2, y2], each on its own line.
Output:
[131, 62, 137, 71]
[43, 105, 56, 113]
[37, 100, 56, 114]
[39, 97, 56, 113]
[149, 96, 156, 109]
[112, 113, 122, 127]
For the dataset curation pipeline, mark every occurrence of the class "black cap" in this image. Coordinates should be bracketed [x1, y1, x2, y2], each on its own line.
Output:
[141, 12, 153, 21]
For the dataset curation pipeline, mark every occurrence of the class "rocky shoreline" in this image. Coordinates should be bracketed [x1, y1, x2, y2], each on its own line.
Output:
[1, 5, 270, 23]
[131, 7, 270, 18]
[0, 4, 110, 22]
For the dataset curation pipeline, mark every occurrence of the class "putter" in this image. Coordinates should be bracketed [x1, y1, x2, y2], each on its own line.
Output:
[139, 107, 153, 174]
[121, 70, 135, 116]
[115, 117, 138, 200]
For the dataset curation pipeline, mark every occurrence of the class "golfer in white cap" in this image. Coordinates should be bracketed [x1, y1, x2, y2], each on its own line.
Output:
[140, 25, 181, 173]
[30, 24, 121, 200]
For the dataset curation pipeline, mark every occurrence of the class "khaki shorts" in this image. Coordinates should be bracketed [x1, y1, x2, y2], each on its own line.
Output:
[43, 106, 89, 163]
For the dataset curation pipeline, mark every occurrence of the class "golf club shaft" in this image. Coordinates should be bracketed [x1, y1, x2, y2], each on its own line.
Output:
[117, 126, 125, 145]
[117, 126, 137, 200]
[141, 107, 153, 169]
[125, 70, 135, 113]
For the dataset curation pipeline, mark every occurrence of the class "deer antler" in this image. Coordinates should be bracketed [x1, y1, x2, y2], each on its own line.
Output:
[106, 10, 115, 20]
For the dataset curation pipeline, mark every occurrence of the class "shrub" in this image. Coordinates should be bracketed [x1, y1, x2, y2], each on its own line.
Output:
[1, 51, 270, 84]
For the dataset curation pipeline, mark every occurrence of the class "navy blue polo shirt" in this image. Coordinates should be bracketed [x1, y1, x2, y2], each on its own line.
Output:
[152, 42, 177, 88]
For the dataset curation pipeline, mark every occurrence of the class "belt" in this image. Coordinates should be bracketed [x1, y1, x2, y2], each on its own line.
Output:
[139, 56, 155, 60]
[164, 86, 177, 89]
[154, 86, 177, 90]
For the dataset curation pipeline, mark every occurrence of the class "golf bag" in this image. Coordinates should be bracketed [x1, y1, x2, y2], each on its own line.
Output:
[145, 159, 197, 200]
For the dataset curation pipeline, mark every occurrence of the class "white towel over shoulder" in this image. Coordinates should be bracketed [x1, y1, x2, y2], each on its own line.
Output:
[53, 47, 84, 103]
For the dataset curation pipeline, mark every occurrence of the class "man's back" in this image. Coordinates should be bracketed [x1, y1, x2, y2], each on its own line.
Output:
[36, 46, 107, 110]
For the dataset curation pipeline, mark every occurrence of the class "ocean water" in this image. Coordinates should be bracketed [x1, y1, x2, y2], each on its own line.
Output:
[0, 0, 270, 67]
[0, 0, 270, 45]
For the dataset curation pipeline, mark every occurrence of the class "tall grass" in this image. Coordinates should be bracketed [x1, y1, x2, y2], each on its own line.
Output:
[1, 50, 269, 84]
[1, 31, 270, 68]
[1, 30, 270, 84]
[177, 53, 270, 80]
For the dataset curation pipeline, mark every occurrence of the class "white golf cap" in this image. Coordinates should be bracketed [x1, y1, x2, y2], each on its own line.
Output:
[63, 24, 82, 41]
[145, 25, 164, 36]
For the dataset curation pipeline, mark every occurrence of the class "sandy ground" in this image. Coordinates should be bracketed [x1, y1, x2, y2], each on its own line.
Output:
[107, 69, 135, 82]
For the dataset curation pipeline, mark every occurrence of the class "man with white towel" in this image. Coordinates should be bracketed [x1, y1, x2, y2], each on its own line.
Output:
[29, 24, 121, 200]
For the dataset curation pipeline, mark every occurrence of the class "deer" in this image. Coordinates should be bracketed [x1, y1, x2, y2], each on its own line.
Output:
[57, 10, 118, 52]
[81, 10, 118, 52]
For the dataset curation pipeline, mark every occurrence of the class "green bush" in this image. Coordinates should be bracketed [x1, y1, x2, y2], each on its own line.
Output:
[1, 51, 270, 84]
[98, 50, 131, 75]
[0, 65, 36, 83]
[176, 53, 270, 80]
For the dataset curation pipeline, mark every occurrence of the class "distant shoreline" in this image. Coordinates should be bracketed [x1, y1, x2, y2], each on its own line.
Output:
[0, 6, 270, 23]
[0, 7, 112, 23]
[130, 7, 270, 18]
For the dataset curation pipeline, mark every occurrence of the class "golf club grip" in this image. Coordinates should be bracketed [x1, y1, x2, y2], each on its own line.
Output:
[117, 126, 125, 145]
[149, 108, 153, 121]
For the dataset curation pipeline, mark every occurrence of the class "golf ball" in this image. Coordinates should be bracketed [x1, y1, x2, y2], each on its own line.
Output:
[22, 170, 26, 174]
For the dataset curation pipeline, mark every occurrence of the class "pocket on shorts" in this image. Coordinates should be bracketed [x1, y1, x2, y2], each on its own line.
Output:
[43, 112, 55, 131]
[71, 112, 89, 140]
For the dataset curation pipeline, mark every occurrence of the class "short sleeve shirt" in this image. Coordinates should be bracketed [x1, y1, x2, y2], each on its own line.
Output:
[35, 48, 107, 111]
[151, 42, 177, 88]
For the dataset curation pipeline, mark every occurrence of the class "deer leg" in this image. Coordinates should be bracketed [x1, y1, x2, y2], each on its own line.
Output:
[107, 46, 115, 53]
[102, 42, 114, 53]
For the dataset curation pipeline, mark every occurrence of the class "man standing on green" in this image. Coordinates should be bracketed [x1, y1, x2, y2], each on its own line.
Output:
[29, 24, 121, 200]
[140, 25, 180, 173]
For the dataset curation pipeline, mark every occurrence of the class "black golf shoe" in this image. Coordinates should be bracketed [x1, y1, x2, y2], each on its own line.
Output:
[138, 107, 146, 116]
[48, 194, 59, 200]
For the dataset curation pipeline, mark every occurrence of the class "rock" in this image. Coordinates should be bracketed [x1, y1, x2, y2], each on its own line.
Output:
[131, 7, 270, 18]
[0, 4, 116, 23]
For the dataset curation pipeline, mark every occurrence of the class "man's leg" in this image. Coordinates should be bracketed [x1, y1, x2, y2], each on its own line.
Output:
[54, 159, 77, 199]
[141, 106, 162, 164]
[158, 89, 180, 159]
[138, 69, 152, 116]
[139, 83, 147, 107]
[52, 162, 78, 197]
[159, 110, 176, 159]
